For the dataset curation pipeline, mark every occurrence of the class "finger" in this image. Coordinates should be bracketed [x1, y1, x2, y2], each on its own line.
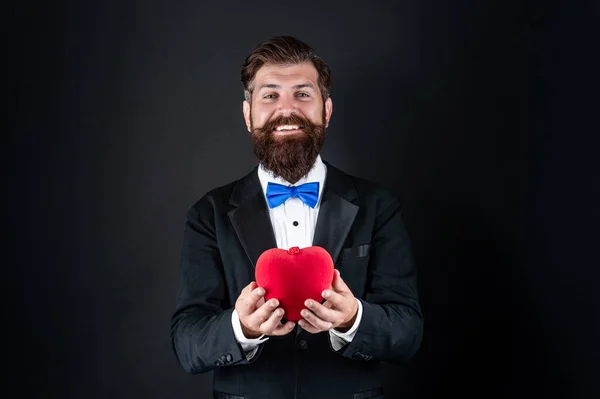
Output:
[249, 298, 280, 326]
[331, 269, 350, 292]
[300, 309, 333, 331]
[237, 287, 266, 317]
[298, 319, 320, 334]
[240, 281, 257, 297]
[321, 289, 347, 309]
[269, 320, 296, 336]
[323, 301, 334, 309]
[256, 296, 266, 308]
[258, 306, 286, 333]
[247, 281, 258, 293]
[305, 299, 337, 322]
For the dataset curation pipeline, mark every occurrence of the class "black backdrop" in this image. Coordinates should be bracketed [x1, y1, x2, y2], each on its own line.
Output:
[8, 0, 598, 398]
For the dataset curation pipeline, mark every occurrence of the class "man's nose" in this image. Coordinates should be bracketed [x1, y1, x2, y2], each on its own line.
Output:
[275, 93, 298, 116]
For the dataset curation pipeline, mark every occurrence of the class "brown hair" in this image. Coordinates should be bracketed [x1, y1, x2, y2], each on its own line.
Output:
[241, 36, 331, 103]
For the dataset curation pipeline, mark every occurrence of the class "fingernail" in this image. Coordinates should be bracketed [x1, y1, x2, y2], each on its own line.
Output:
[271, 299, 278, 307]
[322, 291, 330, 298]
[301, 310, 308, 317]
[306, 300, 313, 307]
[276, 309, 283, 316]
[257, 288, 265, 296]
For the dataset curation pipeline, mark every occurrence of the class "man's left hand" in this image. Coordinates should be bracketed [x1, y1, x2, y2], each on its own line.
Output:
[298, 269, 358, 334]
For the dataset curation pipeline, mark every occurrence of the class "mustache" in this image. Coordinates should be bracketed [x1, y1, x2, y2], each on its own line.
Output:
[258, 114, 316, 134]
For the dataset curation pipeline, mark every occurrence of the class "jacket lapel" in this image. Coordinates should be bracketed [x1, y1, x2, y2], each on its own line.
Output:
[312, 162, 359, 263]
[299, 162, 359, 340]
[228, 167, 277, 268]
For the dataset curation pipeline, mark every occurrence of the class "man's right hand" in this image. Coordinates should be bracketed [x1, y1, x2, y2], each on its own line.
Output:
[235, 281, 296, 338]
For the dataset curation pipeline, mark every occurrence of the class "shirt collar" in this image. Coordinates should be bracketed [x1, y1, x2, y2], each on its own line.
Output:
[258, 155, 327, 203]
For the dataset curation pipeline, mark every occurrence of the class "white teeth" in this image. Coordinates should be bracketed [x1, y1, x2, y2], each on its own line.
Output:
[276, 125, 300, 131]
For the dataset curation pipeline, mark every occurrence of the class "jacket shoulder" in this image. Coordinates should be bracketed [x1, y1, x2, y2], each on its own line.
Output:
[185, 168, 256, 222]
[326, 162, 402, 207]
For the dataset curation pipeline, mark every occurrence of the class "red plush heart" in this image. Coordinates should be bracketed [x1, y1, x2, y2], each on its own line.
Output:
[255, 246, 334, 322]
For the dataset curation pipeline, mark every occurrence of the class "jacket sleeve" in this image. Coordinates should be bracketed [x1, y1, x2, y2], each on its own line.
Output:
[170, 200, 264, 374]
[337, 199, 424, 365]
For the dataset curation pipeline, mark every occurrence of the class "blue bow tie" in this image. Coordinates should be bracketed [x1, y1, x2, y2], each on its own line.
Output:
[265, 181, 320, 208]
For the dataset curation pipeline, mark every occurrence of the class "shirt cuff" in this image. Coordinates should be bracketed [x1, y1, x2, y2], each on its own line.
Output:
[329, 298, 363, 351]
[231, 309, 269, 359]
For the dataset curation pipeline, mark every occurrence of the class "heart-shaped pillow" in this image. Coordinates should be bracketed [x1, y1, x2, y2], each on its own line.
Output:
[255, 246, 334, 321]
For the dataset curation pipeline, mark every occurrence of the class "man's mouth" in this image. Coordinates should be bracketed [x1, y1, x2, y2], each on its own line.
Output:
[274, 124, 304, 134]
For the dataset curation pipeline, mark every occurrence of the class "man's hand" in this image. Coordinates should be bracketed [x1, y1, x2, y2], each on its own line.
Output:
[235, 281, 296, 338]
[298, 269, 359, 334]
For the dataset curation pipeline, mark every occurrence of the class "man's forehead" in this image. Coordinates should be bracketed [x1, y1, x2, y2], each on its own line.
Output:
[254, 62, 319, 88]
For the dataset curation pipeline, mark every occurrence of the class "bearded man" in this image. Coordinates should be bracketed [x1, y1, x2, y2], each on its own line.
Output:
[171, 36, 423, 399]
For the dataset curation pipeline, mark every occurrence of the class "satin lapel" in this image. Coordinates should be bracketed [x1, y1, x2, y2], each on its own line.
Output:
[228, 168, 277, 268]
[299, 162, 359, 340]
[312, 165, 359, 264]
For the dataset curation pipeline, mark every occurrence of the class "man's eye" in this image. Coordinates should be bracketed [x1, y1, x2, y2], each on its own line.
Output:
[264, 94, 277, 99]
[296, 92, 310, 98]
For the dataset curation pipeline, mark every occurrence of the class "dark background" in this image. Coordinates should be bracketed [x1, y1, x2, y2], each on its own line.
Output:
[8, 0, 598, 398]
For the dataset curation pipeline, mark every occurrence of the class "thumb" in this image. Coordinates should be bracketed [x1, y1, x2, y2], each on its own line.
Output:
[332, 269, 348, 292]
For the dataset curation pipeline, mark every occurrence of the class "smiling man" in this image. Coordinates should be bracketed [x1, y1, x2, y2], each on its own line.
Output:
[171, 36, 423, 399]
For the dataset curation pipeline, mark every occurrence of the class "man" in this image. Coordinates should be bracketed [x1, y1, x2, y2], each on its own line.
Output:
[171, 36, 423, 399]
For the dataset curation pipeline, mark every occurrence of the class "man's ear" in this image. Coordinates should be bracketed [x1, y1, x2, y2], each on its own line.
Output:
[243, 100, 251, 132]
[324, 97, 333, 128]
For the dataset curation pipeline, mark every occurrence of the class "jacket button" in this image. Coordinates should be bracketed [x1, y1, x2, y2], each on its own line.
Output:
[226, 353, 233, 362]
[353, 351, 364, 360]
[298, 340, 308, 350]
[214, 360, 223, 366]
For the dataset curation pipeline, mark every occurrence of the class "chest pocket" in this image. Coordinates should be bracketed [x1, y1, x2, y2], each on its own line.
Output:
[336, 244, 371, 298]
[338, 243, 371, 261]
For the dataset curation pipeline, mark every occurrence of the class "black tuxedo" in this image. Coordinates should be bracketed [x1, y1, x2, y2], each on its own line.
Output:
[171, 161, 423, 399]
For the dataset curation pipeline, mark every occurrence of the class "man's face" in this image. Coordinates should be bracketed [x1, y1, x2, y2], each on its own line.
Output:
[243, 62, 333, 184]
[243, 62, 332, 133]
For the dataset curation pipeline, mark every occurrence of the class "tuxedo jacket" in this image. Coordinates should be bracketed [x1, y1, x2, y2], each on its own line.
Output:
[170, 161, 423, 399]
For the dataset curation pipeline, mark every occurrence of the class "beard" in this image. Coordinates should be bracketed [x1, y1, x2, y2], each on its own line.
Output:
[250, 110, 327, 184]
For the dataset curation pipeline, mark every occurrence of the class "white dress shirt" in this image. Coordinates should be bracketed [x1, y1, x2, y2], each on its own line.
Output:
[231, 155, 363, 360]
